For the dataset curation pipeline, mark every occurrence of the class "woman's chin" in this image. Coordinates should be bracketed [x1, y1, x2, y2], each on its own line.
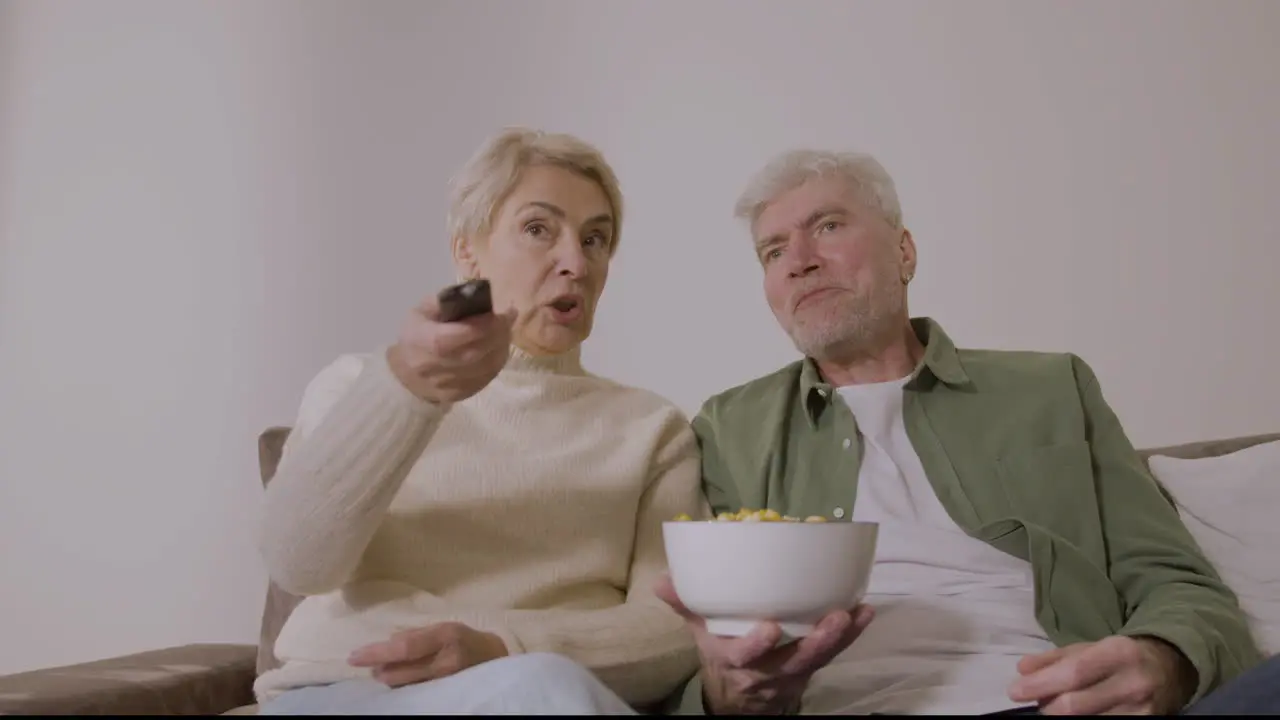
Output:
[516, 324, 589, 356]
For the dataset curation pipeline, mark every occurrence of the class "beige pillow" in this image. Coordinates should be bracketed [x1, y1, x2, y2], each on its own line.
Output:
[1148, 439, 1280, 655]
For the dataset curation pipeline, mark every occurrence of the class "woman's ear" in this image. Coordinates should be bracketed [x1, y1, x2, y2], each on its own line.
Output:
[451, 235, 480, 280]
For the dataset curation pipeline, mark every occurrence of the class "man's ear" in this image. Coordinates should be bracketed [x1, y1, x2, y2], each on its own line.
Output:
[899, 228, 918, 279]
[452, 235, 479, 280]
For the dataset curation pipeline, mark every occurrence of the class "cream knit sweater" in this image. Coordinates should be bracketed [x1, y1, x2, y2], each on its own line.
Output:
[252, 346, 704, 706]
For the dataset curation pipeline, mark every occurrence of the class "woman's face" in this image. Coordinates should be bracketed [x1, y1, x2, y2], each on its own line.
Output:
[454, 164, 616, 355]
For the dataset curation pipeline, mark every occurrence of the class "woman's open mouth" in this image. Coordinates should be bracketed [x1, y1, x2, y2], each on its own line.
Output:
[547, 295, 584, 323]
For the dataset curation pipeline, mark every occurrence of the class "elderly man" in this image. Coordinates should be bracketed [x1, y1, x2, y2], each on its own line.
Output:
[655, 149, 1276, 715]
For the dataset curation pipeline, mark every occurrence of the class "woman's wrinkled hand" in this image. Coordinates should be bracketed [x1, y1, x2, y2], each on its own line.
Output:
[347, 621, 509, 687]
[387, 292, 516, 405]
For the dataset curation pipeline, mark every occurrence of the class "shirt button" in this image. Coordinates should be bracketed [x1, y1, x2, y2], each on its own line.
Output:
[833, 507, 846, 519]
[842, 438, 851, 449]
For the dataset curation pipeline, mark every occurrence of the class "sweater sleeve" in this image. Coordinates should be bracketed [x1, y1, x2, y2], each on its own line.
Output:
[426, 412, 704, 707]
[259, 350, 448, 596]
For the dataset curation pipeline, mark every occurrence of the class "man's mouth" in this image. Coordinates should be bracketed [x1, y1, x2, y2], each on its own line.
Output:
[793, 287, 837, 310]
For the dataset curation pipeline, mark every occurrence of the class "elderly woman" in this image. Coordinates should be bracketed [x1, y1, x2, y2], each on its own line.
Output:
[254, 128, 702, 714]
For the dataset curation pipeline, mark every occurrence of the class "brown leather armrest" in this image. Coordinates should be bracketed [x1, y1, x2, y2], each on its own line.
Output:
[0, 643, 256, 715]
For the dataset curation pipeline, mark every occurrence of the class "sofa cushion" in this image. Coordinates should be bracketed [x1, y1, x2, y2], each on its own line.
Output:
[249, 428, 1280, 680]
[1148, 437, 1280, 655]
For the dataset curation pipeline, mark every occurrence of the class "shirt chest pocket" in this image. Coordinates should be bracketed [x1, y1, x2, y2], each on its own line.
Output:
[996, 441, 1105, 552]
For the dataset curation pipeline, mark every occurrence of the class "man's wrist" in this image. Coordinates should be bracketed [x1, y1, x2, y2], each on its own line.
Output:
[702, 683, 803, 716]
[1136, 636, 1198, 710]
[701, 685, 716, 715]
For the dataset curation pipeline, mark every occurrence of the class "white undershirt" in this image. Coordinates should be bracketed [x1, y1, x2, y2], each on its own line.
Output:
[801, 378, 1055, 715]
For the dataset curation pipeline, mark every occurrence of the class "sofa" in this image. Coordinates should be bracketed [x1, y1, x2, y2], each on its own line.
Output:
[1, 427, 1276, 715]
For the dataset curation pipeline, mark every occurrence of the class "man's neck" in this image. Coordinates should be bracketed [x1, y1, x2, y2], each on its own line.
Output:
[814, 321, 925, 387]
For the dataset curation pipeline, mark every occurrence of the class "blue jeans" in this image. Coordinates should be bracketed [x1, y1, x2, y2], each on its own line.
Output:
[1183, 651, 1280, 715]
[258, 652, 636, 715]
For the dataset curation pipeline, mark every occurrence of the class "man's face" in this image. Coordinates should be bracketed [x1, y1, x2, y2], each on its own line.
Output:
[753, 175, 915, 359]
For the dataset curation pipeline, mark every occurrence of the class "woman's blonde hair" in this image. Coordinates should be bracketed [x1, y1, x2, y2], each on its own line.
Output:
[447, 127, 624, 255]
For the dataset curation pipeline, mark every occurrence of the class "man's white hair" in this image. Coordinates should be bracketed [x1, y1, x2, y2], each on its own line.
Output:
[447, 127, 624, 254]
[733, 149, 904, 232]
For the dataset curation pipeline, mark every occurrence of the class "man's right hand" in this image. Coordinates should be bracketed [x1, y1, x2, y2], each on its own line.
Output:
[386, 292, 516, 405]
[655, 574, 874, 715]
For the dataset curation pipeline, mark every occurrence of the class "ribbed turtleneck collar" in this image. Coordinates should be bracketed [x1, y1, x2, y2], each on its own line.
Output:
[504, 344, 585, 376]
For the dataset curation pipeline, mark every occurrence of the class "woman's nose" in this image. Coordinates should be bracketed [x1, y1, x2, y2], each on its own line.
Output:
[555, 239, 589, 277]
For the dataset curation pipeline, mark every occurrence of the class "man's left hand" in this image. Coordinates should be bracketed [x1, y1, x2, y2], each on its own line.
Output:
[1008, 635, 1196, 715]
[348, 622, 509, 687]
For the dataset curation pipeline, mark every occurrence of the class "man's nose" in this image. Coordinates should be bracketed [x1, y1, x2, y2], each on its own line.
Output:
[784, 236, 820, 278]
[787, 260, 820, 278]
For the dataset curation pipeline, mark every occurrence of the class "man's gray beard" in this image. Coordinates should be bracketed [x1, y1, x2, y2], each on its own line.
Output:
[788, 300, 896, 362]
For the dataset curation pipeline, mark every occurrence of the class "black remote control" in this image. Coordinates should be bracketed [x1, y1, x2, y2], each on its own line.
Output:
[436, 278, 493, 322]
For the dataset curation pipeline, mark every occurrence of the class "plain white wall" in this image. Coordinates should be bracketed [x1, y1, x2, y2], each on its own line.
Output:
[1, 0, 1277, 674]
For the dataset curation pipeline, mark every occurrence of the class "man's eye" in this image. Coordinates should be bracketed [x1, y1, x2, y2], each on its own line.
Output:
[820, 221, 839, 233]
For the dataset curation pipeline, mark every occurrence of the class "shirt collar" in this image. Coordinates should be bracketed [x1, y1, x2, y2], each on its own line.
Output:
[800, 317, 972, 425]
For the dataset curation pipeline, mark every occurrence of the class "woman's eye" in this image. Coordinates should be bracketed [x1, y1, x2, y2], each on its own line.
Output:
[525, 223, 548, 237]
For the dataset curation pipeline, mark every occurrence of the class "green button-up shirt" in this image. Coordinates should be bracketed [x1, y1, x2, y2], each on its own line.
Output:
[671, 318, 1260, 714]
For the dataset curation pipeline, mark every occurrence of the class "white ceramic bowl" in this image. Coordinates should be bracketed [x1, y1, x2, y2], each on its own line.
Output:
[663, 519, 878, 640]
